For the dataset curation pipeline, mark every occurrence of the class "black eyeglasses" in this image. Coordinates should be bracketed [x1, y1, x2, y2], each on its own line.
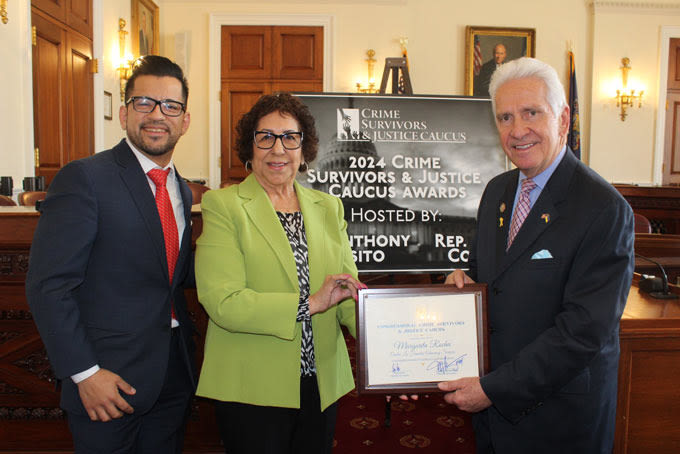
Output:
[126, 96, 186, 117]
[253, 131, 303, 150]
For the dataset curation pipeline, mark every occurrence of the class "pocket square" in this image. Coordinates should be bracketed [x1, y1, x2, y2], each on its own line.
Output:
[531, 249, 553, 259]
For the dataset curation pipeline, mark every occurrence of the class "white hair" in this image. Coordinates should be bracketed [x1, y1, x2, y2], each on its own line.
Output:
[488, 57, 567, 118]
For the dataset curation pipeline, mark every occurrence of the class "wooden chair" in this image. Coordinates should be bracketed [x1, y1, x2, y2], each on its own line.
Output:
[18, 191, 47, 206]
[186, 182, 209, 205]
[0, 195, 17, 206]
[220, 177, 242, 188]
[634, 213, 652, 234]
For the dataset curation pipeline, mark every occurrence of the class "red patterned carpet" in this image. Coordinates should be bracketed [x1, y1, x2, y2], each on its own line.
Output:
[333, 334, 476, 453]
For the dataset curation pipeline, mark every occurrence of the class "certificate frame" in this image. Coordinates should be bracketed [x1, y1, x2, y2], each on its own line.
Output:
[356, 284, 488, 394]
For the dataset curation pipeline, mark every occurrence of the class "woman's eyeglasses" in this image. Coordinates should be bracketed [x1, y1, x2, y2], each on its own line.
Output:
[253, 131, 303, 150]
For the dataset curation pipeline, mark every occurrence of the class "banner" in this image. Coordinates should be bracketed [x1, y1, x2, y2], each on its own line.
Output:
[296, 94, 507, 273]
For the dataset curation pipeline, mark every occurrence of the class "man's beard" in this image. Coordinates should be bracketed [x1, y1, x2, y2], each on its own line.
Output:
[127, 121, 180, 157]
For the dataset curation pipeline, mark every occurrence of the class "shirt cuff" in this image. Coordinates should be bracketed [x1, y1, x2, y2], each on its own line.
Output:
[71, 365, 100, 384]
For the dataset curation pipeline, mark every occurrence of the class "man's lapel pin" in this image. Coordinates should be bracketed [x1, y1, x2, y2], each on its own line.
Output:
[541, 213, 550, 224]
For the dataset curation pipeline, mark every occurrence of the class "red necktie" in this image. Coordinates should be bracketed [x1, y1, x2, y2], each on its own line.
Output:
[147, 168, 179, 319]
[507, 178, 536, 250]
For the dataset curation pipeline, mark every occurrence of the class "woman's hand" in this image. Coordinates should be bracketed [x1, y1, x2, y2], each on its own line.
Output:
[309, 274, 366, 315]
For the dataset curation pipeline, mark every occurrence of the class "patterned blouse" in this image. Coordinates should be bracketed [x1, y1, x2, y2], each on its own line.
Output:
[277, 211, 316, 377]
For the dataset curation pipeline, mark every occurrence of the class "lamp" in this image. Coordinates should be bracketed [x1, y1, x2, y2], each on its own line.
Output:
[117, 18, 135, 101]
[1, 0, 8, 24]
[615, 57, 643, 121]
[356, 49, 378, 93]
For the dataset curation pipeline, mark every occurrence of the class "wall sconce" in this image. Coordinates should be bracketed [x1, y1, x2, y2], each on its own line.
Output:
[615, 57, 643, 121]
[356, 49, 379, 93]
[117, 18, 135, 101]
[1, 0, 8, 24]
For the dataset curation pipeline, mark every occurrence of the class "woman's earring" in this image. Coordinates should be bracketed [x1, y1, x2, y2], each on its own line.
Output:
[299, 161, 308, 172]
[245, 160, 252, 172]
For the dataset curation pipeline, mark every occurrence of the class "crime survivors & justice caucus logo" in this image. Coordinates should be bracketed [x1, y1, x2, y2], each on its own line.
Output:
[336, 107, 466, 143]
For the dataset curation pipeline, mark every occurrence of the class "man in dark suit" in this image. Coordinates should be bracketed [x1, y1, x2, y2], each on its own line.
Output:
[26, 55, 196, 453]
[441, 57, 634, 453]
[474, 44, 507, 96]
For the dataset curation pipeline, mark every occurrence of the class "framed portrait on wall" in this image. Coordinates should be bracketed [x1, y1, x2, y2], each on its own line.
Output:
[465, 26, 535, 97]
[131, 0, 159, 56]
[103, 91, 113, 120]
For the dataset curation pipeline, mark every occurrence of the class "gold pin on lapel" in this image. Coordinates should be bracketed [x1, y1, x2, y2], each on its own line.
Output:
[541, 213, 550, 224]
[500, 202, 506, 213]
[499, 217, 504, 227]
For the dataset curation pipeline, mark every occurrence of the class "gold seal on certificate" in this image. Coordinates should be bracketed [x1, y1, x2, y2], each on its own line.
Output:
[356, 284, 488, 394]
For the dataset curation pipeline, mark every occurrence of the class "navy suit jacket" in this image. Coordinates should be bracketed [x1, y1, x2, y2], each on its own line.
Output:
[474, 59, 497, 97]
[469, 150, 634, 453]
[26, 139, 196, 416]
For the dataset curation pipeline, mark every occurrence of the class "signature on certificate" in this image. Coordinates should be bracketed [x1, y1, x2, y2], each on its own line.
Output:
[426, 354, 467, 374]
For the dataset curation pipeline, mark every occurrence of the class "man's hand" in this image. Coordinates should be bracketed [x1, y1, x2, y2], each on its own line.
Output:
[438, 377, 491, 413]
[76, 369, 136, 422]
[444, 270, 475, 288]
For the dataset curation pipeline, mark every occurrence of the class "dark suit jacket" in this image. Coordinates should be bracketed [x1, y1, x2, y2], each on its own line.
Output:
[474, 59, 498, 97]
[469, 150, 634, 453]
[26, 139, 196, 416]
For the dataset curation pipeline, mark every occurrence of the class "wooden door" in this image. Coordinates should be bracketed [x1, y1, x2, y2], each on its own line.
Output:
[221, 26, 272, 80]
[32, 0, 91, 38]
[272, 26, 323, 80]
[32, 10, 67, 185]
[66, 31, 94, 163]
[664, 39, 680, 185]
[32, 0, 66, 23]
[31, 4, 93, 186]
[221, 81, 270, 179]
[220, 25, 323, 184]
[66, 0, 92, 38]
[667, 38, 680, 91]
[271, 81, 323, 93]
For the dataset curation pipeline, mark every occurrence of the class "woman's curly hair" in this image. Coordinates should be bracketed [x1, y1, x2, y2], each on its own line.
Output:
[235, 93, 319, 171]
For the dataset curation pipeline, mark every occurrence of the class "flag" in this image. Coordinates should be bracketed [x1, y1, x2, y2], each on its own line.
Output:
[473, 36, 482, 76]
[567, 51, 581, 159]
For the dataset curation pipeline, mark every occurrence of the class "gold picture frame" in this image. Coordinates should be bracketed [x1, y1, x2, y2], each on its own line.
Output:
[465, 26, 535, 97]
[131, 0, 159, 56]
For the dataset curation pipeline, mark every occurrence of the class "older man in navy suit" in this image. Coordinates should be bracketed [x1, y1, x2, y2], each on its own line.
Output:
[441, 58, 634, 453]
[26, 56, 196, 453]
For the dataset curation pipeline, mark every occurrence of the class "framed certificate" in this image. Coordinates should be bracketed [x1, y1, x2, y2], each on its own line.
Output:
[356, 284, 488, 394]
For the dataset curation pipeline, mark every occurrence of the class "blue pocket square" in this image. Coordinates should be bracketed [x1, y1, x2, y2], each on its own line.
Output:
[531, 249, 553, 259]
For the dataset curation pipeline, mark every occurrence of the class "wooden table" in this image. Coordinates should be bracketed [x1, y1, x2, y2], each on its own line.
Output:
[0, 206, 222, 453]
[615, 276, 680, 453]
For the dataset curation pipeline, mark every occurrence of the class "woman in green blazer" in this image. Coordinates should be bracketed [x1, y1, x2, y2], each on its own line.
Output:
[195, 93, 364, 454]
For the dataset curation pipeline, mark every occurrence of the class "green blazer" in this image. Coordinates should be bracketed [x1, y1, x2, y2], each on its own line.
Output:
[195, 174, 358, 411]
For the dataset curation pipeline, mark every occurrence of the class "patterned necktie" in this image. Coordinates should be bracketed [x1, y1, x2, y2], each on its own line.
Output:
[147, 169, 179, 321]
[507, 178, 537, 250]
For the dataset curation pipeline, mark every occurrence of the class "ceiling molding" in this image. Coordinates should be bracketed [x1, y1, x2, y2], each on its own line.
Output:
[162, 0, 405, 4]
[590, 1, 680, 13]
